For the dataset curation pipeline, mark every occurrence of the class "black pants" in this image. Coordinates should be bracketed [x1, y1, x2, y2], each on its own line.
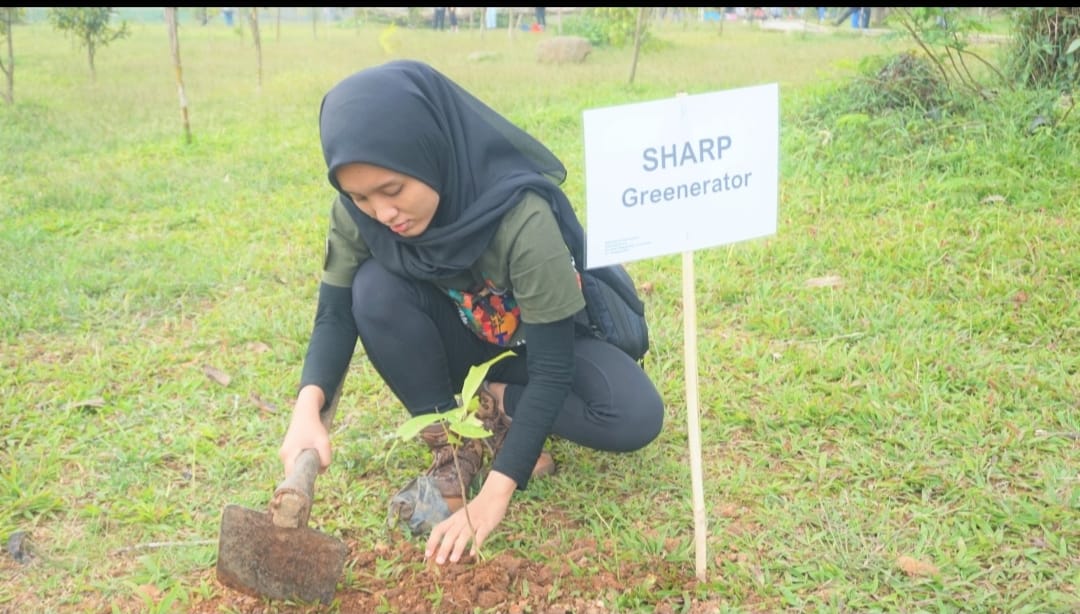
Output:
[351, 259, 663, 452]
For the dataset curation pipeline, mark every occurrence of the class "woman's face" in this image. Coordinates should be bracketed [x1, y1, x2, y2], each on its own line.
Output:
[335, 162, 440, 237]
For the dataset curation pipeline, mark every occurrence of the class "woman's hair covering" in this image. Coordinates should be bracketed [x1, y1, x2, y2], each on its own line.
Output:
[319, 59, 586, 280]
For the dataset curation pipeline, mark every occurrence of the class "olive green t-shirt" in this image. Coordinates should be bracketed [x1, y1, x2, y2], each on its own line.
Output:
[322, 190, 586, 342]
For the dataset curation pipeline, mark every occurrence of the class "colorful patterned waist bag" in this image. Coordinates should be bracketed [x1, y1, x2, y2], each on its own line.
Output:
[444, 283, 522, 347]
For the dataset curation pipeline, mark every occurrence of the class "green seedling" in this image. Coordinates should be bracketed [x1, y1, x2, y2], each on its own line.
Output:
[388, 350, 516, 546]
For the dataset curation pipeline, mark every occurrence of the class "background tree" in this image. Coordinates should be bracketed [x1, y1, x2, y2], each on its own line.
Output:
[163, 7, 191, 144]
[562, 7, 652, 49]
[0, 7, 22, 104]
[628, 7, 650, 85]
[248, 8, 263, 93]
[47, 7, 129, 82]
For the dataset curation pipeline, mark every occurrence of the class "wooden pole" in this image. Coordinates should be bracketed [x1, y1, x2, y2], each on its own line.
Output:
[164, 7, 191, 144]
[1, 7, 14, 104]
[682, 249, 707, 581]
[678, 92, 708, 582]
[628, 7, 646, 84]
[248, 8, 262, 94]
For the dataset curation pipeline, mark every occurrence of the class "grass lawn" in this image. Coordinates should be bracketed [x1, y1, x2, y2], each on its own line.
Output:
[1, 10, 1077, 613]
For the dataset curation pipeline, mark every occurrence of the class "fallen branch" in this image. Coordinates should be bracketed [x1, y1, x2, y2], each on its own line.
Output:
[112, 539, 215, 556]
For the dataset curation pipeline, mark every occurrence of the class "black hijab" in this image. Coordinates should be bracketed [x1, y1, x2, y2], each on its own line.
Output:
[319, 60, 586, 280]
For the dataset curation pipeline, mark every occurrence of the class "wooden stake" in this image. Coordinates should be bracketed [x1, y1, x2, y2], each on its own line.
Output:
[248, 8, 263, 94]
[682, 249, 708, 581]
[164, 8, 191, 144]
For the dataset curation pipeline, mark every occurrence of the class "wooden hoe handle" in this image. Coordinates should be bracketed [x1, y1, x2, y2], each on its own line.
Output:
[267, 381, 344, 529]
[269, 448, 320, 528]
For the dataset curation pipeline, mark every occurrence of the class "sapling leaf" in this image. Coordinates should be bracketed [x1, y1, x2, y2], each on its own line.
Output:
[394, 412, 446, 440]
[451, 415, 493, 439]
[461, 351, 516, 402]
[442, 407, 467, 423]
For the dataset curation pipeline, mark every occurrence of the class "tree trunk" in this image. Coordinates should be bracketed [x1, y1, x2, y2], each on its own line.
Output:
[248, 7, 262, 93]
[87, 40, 96, 82]
[164, 8, 192, 144]
[871, 7, 891, 27]
[628, 7, 647, 85]
[1, 8, 14, 104]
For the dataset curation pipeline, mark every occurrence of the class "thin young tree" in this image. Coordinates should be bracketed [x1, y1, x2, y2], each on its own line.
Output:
[0, 8, 20, 104]
[628, 7, 649, 85]
[248, 7, 262, 93]
[163, 7, 191, 144]
[47, 7, 129, 82]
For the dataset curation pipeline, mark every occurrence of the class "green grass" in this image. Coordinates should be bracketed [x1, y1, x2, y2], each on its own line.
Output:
[2, 12, 1078, 614]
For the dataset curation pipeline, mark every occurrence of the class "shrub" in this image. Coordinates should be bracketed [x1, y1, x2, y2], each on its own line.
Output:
[1003, 7, 1080, 90]
[815, 52, 951, 118]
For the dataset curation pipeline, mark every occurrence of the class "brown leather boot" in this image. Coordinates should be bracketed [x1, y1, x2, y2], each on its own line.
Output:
[476, 383, 556, 479]
[418, 423, 486, 512]
[387, 388, 554, 536]
[421, 384, 553, 512]
[386, 421, 487, 535]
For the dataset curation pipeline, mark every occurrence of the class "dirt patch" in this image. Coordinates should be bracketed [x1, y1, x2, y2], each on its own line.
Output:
[188, 537, 717, 613]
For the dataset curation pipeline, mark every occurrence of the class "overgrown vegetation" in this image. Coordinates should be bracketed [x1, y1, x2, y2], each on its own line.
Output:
[1003, 6, 1080, 90]
[887, 7, 1008, 99]
[888, 7, 1079, 96]
[833, 7, 1077, 127]
[814, 52, 952, 117]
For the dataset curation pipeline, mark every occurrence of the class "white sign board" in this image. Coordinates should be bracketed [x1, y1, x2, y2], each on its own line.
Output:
[583, 84, 779, 269]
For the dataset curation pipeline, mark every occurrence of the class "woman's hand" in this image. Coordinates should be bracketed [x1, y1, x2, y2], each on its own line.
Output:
[278, 385, 332, 477]
[425, 471, 517, 564]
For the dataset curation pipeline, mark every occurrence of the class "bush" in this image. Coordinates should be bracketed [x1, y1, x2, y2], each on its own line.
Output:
[561, 8, 659, 49]
[814, 52, 952, 118]
[1003, 7, 1080, 90]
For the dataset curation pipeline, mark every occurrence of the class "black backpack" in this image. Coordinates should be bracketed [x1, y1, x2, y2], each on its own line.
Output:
[574, 264, 650, 364]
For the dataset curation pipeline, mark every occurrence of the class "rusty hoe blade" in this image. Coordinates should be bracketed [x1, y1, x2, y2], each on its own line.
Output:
[216, 504, 347, 604]
[216, 448, 347, 604]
